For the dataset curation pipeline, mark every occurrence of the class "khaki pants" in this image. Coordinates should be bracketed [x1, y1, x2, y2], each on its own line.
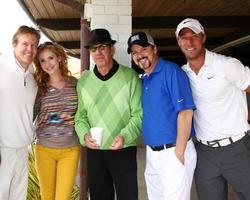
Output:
[0, 147, 28, 200]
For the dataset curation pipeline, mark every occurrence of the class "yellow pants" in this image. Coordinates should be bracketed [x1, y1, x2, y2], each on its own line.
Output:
[35, 145, 80, 200]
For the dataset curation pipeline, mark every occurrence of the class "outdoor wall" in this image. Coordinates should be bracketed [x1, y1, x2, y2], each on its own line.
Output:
[84, 0, 132, 68]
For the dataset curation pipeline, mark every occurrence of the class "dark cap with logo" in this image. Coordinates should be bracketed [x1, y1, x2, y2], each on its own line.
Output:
[127, 32, 155, 54]
[85, 28, 116, 48]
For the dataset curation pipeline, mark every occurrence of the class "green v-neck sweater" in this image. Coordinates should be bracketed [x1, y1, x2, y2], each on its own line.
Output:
[75, 65, 142, 149]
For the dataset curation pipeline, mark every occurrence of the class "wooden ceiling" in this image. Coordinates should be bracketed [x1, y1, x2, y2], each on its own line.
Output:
[132, 0, 250, 65]
[18, 0, 250, 66]
[17, 0, 85, 57]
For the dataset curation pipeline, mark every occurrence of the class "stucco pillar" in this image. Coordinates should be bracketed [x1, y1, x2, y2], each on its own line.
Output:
[84, 0, 132, 68]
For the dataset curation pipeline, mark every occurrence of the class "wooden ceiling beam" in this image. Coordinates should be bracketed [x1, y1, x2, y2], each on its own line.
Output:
[155, 37, 223, 47]
[222, 28, 250, 44]
[36, 18, 81, 30]
[58, 41, 80, 49]
[67, 52, 80, 59]
[54, 0, 84, 13]
[133, 16, 250, 29]
[36, 16, 250, 31]
[55, 36, 221, 50]
[158, 50, 185, 57]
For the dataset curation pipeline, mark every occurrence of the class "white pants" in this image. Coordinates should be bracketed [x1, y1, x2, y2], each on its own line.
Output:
[145, 140, 197, 200]
[0, 147, 28, 200]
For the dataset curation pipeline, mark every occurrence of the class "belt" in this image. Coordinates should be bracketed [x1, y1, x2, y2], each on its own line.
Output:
[196, 132, 248, 148]
[150, 143, 176, 151]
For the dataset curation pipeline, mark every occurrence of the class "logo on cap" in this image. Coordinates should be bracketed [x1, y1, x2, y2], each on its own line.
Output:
[131, 35, 140, 43]
[183, 20, 193, 24]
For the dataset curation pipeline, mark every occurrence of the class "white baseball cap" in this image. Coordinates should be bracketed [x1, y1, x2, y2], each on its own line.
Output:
[175, 18, 205, 37]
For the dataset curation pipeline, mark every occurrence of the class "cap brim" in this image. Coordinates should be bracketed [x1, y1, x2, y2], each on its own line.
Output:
[127, 41, 150, 53]
[176, 26, 204, 37]
[85, 40, 116, 49]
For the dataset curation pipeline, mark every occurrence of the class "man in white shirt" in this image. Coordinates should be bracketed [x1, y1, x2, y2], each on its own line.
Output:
[0, 26, 40, 200]
[176, 18, 250, 200]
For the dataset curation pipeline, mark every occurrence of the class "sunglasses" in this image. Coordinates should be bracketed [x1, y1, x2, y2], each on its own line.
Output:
[38, 41, 54, 49]
[89, 44, 111, 52]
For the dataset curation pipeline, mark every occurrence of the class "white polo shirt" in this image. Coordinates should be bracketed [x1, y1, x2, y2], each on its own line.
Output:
[182, 50, 250, 141]
[0, 56, 37, 148]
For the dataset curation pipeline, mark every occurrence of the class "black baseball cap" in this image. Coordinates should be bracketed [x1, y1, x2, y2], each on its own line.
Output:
[127, 32, 155, 54]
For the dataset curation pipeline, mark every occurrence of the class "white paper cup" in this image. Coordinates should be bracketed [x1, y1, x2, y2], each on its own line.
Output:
[90, 127, 103, 146]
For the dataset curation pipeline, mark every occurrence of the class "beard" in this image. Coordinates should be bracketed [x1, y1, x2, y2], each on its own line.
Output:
[137, 56, 152, 71]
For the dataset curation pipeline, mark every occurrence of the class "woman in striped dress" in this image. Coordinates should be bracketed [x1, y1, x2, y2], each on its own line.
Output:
[33, 42, 80, 200]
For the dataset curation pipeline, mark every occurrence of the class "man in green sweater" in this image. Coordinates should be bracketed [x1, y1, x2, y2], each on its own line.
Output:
[75, 28, 142, 200]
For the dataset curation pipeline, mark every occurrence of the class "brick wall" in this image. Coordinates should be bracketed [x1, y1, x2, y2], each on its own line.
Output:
[84, 0, 132, 68]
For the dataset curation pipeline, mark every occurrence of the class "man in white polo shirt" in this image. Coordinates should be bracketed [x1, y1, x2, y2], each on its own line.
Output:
[0, 26, 40, 200]
[176, 18, 250, 200]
